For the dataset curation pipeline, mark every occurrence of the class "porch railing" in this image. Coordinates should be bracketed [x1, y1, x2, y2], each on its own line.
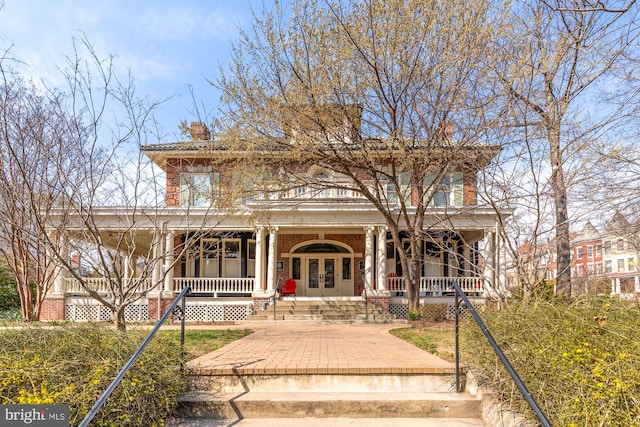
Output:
[173, 277, 254, 295]
[387, 276, 484, 295]
[65, 278, 154, 294]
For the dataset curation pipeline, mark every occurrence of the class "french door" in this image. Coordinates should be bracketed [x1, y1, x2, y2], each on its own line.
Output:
[307, 257, 338, 296]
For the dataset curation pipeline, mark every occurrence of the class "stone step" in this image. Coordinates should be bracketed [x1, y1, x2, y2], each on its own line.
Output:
[169, 417, 487, 426]
[187, 373, 457, 394]
[249, 300, 395, 322]
[175, 391, 483, 420]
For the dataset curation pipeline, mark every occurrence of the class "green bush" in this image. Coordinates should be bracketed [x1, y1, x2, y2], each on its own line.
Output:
[0, 261, 19, 311]
[0, 324, 186, 426]
[462, 297, 640, 426]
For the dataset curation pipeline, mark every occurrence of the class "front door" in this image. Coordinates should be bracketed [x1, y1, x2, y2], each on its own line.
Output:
[307, 257, 338, 296]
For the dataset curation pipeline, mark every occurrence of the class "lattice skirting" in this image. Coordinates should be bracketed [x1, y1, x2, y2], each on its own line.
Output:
[65, 299, 253, 322]
[172, 303, 253, 322]
[389, 301, 482, 320]
[65, 299, 149, 322]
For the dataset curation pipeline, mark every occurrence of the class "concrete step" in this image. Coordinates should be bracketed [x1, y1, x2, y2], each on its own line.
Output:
[246, 314, 400, 323]
[187, 373, 457, 394]
[175, 391, 482, 420]
[249, 300, 396, 322]
[168, 417, 486, 426]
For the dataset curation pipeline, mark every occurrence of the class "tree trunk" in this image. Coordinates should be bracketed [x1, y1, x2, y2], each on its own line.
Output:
[113, 307, 127, 332]
[548, 124, 572, 296]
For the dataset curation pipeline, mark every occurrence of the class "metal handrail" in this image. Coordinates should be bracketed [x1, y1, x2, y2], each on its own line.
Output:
[452, 280, 552, 427]
[78, 285, 191, 427]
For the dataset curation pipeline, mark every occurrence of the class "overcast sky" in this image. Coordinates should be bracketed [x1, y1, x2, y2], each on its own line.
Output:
[0, 0, 265, 140]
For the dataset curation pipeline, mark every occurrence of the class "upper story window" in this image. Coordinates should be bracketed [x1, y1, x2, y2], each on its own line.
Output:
[604, 240, 611, 254]
[180, 172, 219, 207]
[384, 172, 411, 205]
[576, 247, 583, 258]
[617, 239, 625, 251]
[595, 244, 601, 257]
[424, 172, 464, 207]
[586, 246, 593, 258]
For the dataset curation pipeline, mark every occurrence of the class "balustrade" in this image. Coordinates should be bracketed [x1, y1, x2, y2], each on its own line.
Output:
[385, 276, 484, 296]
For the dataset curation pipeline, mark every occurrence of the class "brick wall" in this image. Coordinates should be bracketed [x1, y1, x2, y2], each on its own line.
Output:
[40, 296, 65, 321]
[148, 297, 175, 321]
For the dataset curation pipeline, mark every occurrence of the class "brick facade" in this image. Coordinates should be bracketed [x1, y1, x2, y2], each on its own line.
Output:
[40, 296, 65, 321]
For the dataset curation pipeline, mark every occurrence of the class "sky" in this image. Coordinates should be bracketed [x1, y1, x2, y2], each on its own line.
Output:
[0, 0, 268, 141]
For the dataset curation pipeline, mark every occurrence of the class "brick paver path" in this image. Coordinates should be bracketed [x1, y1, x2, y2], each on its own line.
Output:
[185, 323, 455, 375]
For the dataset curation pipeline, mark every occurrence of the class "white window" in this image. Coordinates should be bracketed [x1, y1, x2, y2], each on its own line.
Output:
[604, 241, 611, 254]
[595, 263, 602, 275]
[576, 247, 583, 258]
[383, 172, 410, 205]
[618, 259, 625, 272]
[605, 260, 612, 274]
[595, 244, 601, 257]
[617, 239, 625, 251]
[180, 172, 219, 207]
[424, 172, 464, 207]
[247, 240, 256, 277]
[587, 246, 593, 258]
[222, 239, 241, 277]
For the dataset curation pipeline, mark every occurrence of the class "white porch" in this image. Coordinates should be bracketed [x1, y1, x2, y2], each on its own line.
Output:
[64, 275, 486, 297]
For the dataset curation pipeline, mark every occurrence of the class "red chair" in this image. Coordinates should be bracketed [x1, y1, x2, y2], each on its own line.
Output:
[280, 279, 296, 296]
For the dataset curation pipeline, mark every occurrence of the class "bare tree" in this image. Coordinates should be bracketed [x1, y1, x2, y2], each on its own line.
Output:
[215, 0, 508, 310]
[0, 52, 85, 320]
[493, 0, 640, 296]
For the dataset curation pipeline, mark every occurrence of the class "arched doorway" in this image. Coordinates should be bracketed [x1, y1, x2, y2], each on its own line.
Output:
[289, 241, 354, 297]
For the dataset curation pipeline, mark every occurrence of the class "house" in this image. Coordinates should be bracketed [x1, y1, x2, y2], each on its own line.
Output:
[511, 213, 640, 298]
[41, 119, 507, 322]
[600, 212, 640, 298]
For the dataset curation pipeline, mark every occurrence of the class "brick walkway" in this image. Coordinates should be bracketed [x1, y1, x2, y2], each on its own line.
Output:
[184, 323, 455, 376]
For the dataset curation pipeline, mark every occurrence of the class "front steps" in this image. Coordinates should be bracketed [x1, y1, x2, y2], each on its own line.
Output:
[172, 366, 485, 425]
[247, 298, 399, 323]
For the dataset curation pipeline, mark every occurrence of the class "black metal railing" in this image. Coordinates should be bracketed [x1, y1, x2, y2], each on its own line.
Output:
[78, 285, 191, 427]
[452, 281, 552, 427]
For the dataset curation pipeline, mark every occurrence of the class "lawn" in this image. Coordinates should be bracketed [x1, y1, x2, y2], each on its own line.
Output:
[159, 328, 252, 359]
[390, 320, 456, 362]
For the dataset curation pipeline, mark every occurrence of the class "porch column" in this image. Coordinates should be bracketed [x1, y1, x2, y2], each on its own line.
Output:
[266, 227, 278, 292]
[364, 226, 374, 291]
[152, 228, 164, 291]
[50, 231, 67, 294]
[613, 277, 621, 295]
[483, 230, 496, 293]
[123, 255, 132, 283]
[376, 227, 387, 291]
[163, 230, 175, 293]
[497, 226, 507, 293]
[254, 227, 264, 292]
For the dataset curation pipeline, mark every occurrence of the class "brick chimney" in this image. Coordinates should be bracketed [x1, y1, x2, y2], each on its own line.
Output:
[437, 121, 454, 142]
[190, 122, 210, 141]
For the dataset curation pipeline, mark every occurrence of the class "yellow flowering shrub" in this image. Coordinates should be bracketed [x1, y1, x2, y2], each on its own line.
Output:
[463, 296, 640, 426]
[0, 324, 185, 426]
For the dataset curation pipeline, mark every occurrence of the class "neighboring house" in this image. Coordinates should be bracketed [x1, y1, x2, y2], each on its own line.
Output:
[41, 119, 507, 322]
[512, 213, 640, 298]
[600, 212, 640, 298]
[571, 221, 606, 295]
